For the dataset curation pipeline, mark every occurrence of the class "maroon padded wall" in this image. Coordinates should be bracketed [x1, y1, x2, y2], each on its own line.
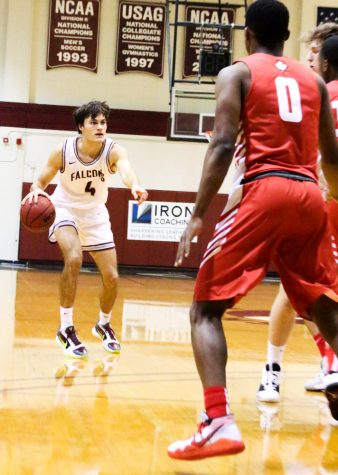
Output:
[6, 101, 225, 269]
[19, 183, 227, 269]
[0, 102, 168, 136]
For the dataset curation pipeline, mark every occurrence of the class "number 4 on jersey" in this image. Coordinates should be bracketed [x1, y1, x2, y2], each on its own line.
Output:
[85, 181, 96, 196]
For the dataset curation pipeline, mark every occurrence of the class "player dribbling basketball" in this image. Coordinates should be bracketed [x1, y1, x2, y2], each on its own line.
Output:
[22, 101, 148, 358]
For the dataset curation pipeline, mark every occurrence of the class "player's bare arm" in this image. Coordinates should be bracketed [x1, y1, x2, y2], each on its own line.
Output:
[109, 143, 148, 204]
[175, 63, 249, 266]
[23, 144, 63, 204]
[318, 76, 338, 199]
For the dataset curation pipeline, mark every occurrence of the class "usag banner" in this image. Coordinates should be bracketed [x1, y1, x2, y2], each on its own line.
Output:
[47, 0, 101, 71]
[116, 1, 166, 77]
[183, 4, 235, 78]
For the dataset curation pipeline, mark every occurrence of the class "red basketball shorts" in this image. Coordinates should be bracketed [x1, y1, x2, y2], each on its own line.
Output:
[194, 176, 338, 317]
[327, 199, 338, 266]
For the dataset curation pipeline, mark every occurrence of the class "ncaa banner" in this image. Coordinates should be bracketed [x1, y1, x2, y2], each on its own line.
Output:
[127, 200, 196, 242]
[183, 4, 235, 77]
[47, 0, 101, 71]
[317, 7, 338, 25]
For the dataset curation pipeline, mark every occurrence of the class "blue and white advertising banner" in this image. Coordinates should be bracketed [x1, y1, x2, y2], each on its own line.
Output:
[127, 200, 196, 242]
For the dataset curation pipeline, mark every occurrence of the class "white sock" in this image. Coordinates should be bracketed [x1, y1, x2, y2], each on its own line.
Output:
[60, 307, 73, 331]
[267, 342, 285, 367]
[99, 310, 111, 326]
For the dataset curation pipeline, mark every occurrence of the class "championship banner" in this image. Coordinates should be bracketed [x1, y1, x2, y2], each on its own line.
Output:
[317, 7, 338, 25]
[127, 201, 196, 242]
[115, 1, 166, 77]
[47, 0, 101, 71]
[183, 4, 235, 78]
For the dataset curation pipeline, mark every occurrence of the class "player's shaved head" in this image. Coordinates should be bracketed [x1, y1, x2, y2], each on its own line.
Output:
[245, 0, 289, 48]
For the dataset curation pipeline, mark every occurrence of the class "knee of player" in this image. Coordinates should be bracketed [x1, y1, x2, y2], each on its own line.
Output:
[102, 270, 119, 289]
[64, 252, 82, 272]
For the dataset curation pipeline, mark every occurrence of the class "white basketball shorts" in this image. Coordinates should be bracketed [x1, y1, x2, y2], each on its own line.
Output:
[48, 204, 115, 251]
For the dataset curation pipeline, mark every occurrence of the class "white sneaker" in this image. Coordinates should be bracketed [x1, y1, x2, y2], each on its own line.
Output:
[257, 363, 281, 403]
[92, 322, 121, 353]
[304, 371, 326, 392]
[167, 412, 245, 460]
[56, 326, 88, 359]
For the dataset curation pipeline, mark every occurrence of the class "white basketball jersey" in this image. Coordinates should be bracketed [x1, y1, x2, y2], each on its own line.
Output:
[52, 136, 115, 209]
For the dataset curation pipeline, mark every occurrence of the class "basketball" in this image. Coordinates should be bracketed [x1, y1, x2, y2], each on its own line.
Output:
[20, 195, 56, 232]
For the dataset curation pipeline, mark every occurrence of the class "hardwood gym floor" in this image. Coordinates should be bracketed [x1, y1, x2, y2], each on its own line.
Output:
[0, 266, 337, 474]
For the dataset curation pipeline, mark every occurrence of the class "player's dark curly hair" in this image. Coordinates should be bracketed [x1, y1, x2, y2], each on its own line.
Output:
[74, 101, 110, 133]
[320, 36, 338, 68]
[245, 0, 289, 48]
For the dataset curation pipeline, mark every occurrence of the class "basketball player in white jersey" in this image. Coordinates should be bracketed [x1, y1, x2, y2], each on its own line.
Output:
[22, 101, 148, 358]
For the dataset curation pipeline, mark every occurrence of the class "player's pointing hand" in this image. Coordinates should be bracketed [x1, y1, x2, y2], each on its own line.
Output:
[175, 217, 203, 267]
[132, 186, 148, 205]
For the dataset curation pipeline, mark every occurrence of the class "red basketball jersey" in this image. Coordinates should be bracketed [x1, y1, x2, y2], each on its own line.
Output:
[326, 80, 338, 265]
[236, 53, 321, 181]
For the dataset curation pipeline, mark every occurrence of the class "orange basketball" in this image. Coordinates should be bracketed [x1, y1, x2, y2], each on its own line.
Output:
[20, 195, 56, 232]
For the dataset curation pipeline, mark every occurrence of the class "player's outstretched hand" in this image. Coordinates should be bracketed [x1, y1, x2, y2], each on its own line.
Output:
[21, 188, 50, 205]
[175, 217, 203, 267]
[132, 186, 148, 205]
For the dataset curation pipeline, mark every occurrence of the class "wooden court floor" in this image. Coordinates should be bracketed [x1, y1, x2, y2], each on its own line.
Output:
[0, 265, 337, 475]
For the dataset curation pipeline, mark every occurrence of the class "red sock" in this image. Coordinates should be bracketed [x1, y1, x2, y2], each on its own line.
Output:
[204, 386, 230, 419]
[313, 333, 327, 358]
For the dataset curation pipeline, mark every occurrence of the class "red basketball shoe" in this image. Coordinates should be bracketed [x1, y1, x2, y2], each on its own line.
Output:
[167, 413, 245, 460]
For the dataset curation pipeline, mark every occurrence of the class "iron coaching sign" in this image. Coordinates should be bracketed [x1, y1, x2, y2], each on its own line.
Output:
[127, 201, 197, 242]
[47, 0, 101, 71]
[183, 5, 235, 78]
[115, 1, 166, 77]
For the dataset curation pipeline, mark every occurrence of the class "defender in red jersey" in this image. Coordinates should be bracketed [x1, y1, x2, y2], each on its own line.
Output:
[168, 0, 338, 461]
[257, 32, 338, 403]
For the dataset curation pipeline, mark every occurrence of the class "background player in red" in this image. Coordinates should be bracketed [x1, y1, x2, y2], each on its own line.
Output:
[257, 23, 338, 403]
[319, 36, 338, 230]
[168, 0, 338, 461]
[22, 101, 148, 358]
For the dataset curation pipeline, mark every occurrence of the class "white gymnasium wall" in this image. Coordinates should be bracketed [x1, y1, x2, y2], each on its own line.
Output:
[0, 0, 8, 95]
[2, 0, 34, 102]
[28, 0, 248, 109]
[0, 0, 316, 110]
[18, 127, 236, 192]
[0, 124, 237, 261]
